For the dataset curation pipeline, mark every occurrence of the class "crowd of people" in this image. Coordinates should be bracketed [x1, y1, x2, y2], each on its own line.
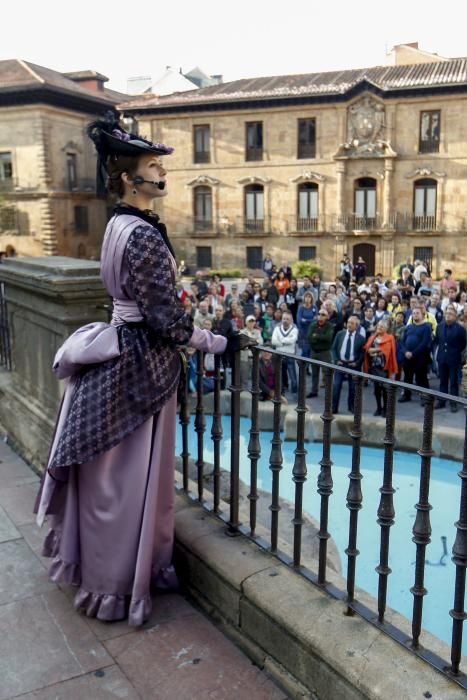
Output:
[180, 256, 467, 416]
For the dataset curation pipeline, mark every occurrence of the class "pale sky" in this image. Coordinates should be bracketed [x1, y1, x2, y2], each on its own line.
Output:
[3, 0, 467, 93]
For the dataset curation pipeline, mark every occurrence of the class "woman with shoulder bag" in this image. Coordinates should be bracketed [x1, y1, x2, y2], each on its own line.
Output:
[364, 320, 398, 417]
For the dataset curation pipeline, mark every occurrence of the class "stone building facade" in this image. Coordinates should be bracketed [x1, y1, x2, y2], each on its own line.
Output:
[121, 48, 467, 279]
[0, 61, 126, 258]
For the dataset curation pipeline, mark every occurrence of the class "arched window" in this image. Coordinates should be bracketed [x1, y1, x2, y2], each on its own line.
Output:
[354, 177, 376, 229]
[244, 184, 264, 232]
[297, 182, 318, 231]
[193, 186, 212, 231]
[413, 178, 437, 231]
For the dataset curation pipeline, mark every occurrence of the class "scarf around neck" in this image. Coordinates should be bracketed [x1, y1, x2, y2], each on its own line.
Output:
[114, 203, 176, 260]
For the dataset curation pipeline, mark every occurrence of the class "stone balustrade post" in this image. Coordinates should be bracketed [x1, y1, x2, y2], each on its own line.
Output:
[0, 256, 110, 469]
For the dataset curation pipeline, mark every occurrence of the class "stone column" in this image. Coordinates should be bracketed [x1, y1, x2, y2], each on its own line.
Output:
[0, 256, 109, 469]
[336, 161, 346, 231]
[35, 117, 58, 256]
[383, 158, 394, 229]
[381, 234, 395, 277]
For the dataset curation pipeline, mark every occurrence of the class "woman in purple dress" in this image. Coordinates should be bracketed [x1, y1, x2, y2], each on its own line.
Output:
[35, 114, 246, 626]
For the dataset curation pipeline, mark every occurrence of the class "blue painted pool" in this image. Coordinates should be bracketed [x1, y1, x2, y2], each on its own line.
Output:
[176, 416, 462, 649]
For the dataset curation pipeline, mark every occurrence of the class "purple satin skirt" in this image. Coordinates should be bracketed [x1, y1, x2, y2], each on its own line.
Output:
[38, 389, 178, 626]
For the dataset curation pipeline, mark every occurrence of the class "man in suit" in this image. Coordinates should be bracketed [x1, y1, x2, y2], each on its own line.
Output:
[331, 315, 366, 414]
[434, 306, 467, 412]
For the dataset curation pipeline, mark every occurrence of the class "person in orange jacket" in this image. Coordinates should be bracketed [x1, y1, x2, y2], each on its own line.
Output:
[364, 320, 398, 417]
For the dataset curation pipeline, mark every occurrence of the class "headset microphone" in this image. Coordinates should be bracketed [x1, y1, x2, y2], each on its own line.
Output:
[132, 176, 165, 190]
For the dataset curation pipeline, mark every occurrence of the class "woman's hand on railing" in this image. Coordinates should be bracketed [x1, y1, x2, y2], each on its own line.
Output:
[225, 332, 259, 354]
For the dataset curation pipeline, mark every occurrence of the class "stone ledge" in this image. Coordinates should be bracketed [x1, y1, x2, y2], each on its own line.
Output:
[174, 492, 464, 700]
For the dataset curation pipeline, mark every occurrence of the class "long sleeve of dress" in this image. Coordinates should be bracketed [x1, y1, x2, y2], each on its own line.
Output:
[126, 225, 193, 346]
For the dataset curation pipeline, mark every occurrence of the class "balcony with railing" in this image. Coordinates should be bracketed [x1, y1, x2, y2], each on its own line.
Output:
[395, 213, 440, 232]
[236, 215, 270, 234]
[419, 139, 440, 154]
[61, 178, 95, 193]
[286, 214, 327, 234]
[0, 178, 17, 192]
[194, 217, 214, 233]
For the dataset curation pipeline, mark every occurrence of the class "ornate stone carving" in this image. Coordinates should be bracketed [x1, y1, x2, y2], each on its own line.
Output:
[404, 167, 446, 179]
[334, 96, 396, 159]
[237, 175, 271, 185]
[290, 171, 326, 184]
[186, 175, 220, 186]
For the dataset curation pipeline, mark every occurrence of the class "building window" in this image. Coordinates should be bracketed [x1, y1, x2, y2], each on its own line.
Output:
[0, 206, 17, 231]
[193, 186, 213, 231]
[413, 178, 437, 230]
[419, 111, 440, 154]
[0, 152, 13, 186]
[66, 153, 78, 190]
[413, 247, 434, 275]
[74, 205, 89, 233]
[246, 246, 263, 269]
[354, 177, 376, 229]
[297, 182, 318, 231]
[196, 246, 212, 268]
[297, 118, 316, 159]
[244, 185, 264, 232]
[245, 122, 263, 161]
[193, 125, 210, 163]
[299, 246, 317, 261]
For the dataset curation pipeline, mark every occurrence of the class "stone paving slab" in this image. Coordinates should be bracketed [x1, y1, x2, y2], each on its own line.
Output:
[12, 666, 141, 700]
[0, 436, 288, 700]
[0, 504, 21, 543]
[0, 539, 55, 605]
[0, 591, 113, 700]
[79, 591, 199, 643]
[0, 481, 41, 526]
[104, 610, 287, 700]
[0, 452, 40, 487]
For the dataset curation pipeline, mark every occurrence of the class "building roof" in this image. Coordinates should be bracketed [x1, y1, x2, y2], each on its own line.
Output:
[0, 59, 127, 112]
[147, 67, 198, 96]
[120, 58, 467, 112]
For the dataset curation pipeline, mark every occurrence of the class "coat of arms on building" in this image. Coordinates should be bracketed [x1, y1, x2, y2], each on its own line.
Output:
[334, 95, 395, 158]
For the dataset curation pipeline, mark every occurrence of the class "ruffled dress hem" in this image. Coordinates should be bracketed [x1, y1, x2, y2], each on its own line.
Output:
[41, 527, 177, 626]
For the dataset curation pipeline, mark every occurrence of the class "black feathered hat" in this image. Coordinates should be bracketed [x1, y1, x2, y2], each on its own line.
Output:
[87, 111, 174, 197]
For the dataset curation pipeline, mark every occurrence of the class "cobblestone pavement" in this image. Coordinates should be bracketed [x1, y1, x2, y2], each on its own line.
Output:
[0, 440, 288, 700]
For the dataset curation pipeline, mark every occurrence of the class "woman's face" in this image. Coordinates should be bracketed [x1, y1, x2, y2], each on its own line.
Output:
[376, 322, 386, 335]
[127, 153, 168, 199]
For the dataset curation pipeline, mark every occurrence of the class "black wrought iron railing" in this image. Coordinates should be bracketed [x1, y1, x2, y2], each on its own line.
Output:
[0, 282, 11, 370]
[177, 345, 467, 687]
